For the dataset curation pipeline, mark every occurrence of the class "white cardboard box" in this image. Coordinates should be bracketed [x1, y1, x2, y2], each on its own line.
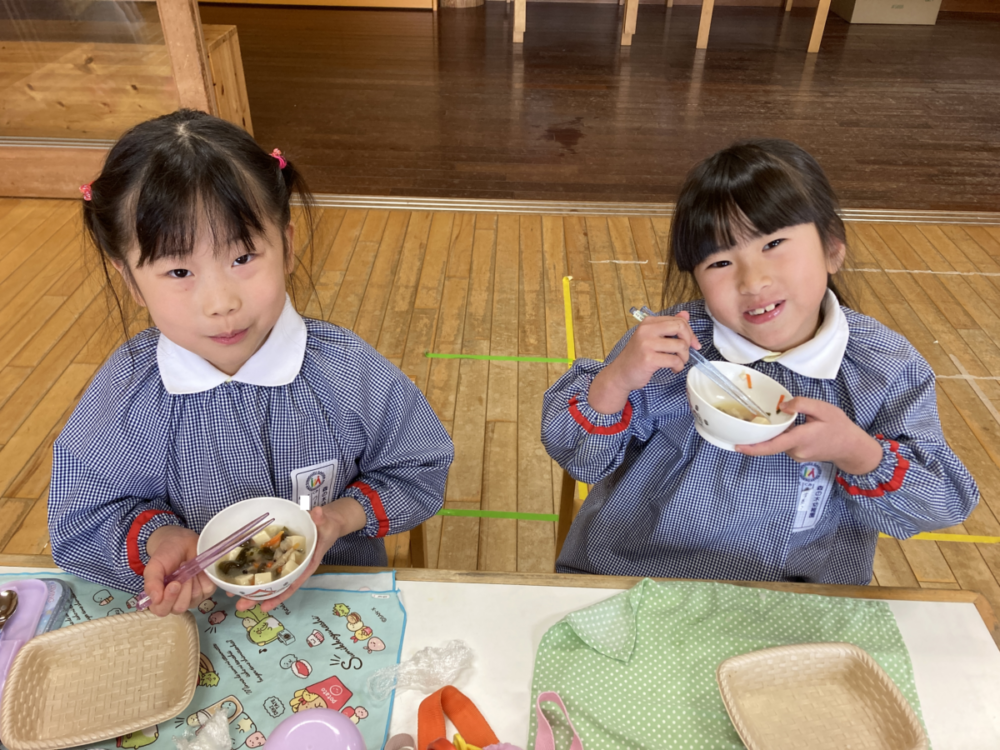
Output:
[831, 0, 942, 24]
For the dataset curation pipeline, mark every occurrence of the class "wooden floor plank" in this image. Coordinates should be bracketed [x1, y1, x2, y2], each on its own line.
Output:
[300, 207, 347, 320]
[1, 489, 51, 556]
[0, 205, 76, 288]
[0, 295, 106, 447]
[898, 539, 958, 585]
[585, 216, 628, 357]
[868, 223, 979, 331]
[8, 269, 105, 370]
[517, 215, 556, 572]
[312, 208, 366, 317]
[479, 421, 518, 572]
[0, 362, 97, 498]
[563, 218, 604, 363]
[0, 201, 64, 263]
[5, 401, 74, 502]
[0, 222, 82, 332]
[0, 200, 25, 230]
[328, 210, 390, 330]
[376, 211, 432, 362]
[963, 226, 1000, 262]
[0, 366, 31, 413]
[872, 537, 919, 588]
[354, 211, 410, 349]
[608, 215, 650, 324]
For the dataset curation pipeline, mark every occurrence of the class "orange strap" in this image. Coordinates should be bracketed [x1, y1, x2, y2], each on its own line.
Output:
[418, 686, 501, 750]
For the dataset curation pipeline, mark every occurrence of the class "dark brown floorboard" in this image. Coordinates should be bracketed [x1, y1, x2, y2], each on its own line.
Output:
[198, 3, 1000, 210]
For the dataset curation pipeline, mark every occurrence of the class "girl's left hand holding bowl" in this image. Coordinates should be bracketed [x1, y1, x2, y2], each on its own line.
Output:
[235, 496, 367, 613]
[737, 396, 883, 475]
[144, 525, 217, 616]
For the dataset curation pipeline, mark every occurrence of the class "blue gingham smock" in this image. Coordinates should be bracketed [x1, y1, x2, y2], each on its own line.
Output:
[49, 303, 453, 593]
[542, 298, 978, 584]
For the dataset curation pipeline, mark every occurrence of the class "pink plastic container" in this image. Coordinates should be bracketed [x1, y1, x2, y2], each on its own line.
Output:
[266, 707, 367, 750]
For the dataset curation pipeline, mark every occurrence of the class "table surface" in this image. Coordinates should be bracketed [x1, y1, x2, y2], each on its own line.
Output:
[5, 559, 1000, 749]
[382, 569, 1000, 750]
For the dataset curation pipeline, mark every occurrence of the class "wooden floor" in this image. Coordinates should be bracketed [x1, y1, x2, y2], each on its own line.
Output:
[196, 3, 1000, 211]
[4, 199, 1000, 614]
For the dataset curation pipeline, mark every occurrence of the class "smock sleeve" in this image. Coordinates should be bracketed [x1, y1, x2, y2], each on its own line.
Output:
[541, 326, 689, 485]
[48, 444, 183, 593]
[339, 354, 453, 539]
[46, 335, 183, 594]
[836, 357, 979, 537]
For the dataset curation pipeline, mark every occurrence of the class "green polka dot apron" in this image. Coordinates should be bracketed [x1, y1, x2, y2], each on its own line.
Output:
[529, 579, 925, 749]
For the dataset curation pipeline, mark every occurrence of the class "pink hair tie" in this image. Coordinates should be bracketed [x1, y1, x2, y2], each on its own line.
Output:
[79, 183, 93, 201]
[270, 148, 287, 169]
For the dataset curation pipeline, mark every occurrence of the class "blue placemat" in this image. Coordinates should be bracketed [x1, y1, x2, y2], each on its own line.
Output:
[0, 571, 405, 750]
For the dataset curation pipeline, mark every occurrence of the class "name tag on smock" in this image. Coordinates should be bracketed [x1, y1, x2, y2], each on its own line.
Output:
[792, 461, 835, 532]
[291, 460, 339, 509]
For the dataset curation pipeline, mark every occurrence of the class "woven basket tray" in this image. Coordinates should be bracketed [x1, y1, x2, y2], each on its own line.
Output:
[0, 610, 199, 750]
[716, 642, 928, 750]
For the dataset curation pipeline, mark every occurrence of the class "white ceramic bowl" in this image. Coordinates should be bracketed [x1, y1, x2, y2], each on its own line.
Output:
[686, 361, 796, 451]
[199, 496, 318, 601]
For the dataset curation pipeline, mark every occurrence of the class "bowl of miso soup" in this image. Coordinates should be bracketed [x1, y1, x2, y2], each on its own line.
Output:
[686, 361, 797, 452]
[199, 496, 318, 601]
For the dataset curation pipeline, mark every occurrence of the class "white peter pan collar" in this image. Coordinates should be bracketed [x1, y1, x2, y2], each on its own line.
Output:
[157, 295, 307, 394]
[710, 289, 849, 380]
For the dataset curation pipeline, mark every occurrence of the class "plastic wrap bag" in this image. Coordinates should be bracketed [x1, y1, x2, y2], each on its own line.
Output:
[173, 708, 232, 750]
[367, 639, 473, 701]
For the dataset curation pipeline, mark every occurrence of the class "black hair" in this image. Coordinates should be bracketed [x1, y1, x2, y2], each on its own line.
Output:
[663, 138, 854, 309]
[82, 108, 316, 340]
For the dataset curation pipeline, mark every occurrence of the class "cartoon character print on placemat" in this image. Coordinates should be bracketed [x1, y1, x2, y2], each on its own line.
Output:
[237, 603, 295, 652]
[115, 726, 158, 748]
[0, 572, 406, 750]
[332, 601, 386, 652]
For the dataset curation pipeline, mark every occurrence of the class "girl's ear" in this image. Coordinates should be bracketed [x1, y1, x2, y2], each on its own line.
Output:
[110, 257, 146, 307]
[283, 223, 296, 274]
[825, 239, 847, 275]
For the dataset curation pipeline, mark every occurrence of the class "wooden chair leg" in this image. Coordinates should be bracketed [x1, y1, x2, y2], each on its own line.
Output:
[784, 0, 793, 11]
[666, 0, 674, 8]
[409, 523, 427, 568]
[807, 0, 831, 53]
[556, 469, 578, 558]
[621, 0, 639, 46]
[696, 0, 715, 50]
[513, 0, 526, 43]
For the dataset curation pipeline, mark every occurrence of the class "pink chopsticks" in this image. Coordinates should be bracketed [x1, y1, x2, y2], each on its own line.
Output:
[134, 512, 273, 612]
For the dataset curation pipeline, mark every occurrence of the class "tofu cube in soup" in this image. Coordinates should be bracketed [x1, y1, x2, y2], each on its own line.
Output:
[215, 525, 307, 586]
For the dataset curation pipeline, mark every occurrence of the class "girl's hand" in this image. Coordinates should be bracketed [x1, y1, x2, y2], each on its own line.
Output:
[237, 497, 367, 613]
[589, 311, 701, 415]
[736, 396, 883, 475]
[144, 525, 216, 617]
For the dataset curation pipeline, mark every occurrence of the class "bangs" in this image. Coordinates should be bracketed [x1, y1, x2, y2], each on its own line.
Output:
[129, 142, 270, 266]
[672, 144, 837, 273]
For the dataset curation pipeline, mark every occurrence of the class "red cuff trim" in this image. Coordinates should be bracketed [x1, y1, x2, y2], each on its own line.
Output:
[836, 435, 910, 498]
[126, 509, 175, 577]
[568, 397, 633, 435]
[350, 481, 390, 538]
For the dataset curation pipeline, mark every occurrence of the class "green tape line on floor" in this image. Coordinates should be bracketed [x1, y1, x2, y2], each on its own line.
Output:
[436, 508, 560, 522]
[425, 352, 573, 364]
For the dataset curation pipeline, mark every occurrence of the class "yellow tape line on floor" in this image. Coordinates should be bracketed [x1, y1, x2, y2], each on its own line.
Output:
[562, 276, 588, 502]
[885, 532, 1000, 544]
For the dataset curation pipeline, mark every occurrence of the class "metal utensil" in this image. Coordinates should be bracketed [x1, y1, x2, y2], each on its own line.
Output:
[630, 306, 771, 419]
[0, 589, 18, 632]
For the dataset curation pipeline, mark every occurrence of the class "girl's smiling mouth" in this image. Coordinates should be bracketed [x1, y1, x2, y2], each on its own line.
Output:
[211, 328, 249, 345]
[743, 300, 784, 324]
